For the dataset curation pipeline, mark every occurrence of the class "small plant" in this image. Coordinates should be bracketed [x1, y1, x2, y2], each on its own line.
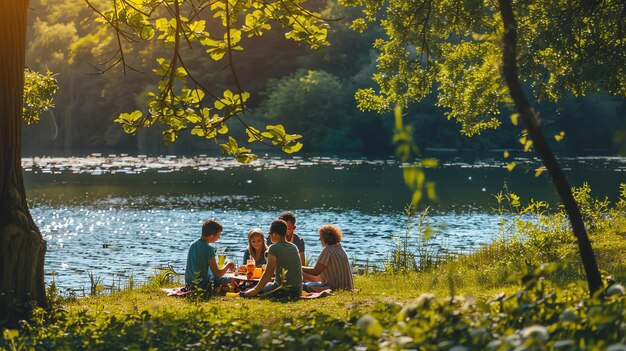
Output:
[352, 254, 374, 275]
[88, 271, 104, 296]
[385, 205, 446, 273]
[148, 264, 182, 287]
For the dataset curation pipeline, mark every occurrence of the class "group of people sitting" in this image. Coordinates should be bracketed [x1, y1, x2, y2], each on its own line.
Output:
[184, 212, 354, 298]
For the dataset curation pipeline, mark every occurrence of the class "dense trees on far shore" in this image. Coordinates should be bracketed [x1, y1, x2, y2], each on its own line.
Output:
[23, 0, 624, 156]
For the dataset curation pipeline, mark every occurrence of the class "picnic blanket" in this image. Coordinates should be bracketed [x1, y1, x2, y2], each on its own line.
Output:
[161, 287, 192, 296]
[162, 286, 333, 299]
[300, 289, 333, 299]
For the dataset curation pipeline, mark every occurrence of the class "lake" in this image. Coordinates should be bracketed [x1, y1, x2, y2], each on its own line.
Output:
[23, 153, 625, 293]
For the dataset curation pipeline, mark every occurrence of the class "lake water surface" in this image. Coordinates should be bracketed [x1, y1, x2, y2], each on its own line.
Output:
[23, 153, 625, 292]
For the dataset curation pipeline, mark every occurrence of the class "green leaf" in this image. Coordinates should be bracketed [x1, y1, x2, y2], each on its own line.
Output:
[534, 166, 547, 177]
[191, 126, 205, 137]
[246, 126, 262, 142]
[3, 329, 19, 341]
[554, 131, 565, 142]
[282, 142, 303, 154]
[506, 162, 517, 172]
[217, 124, 228, 134]
[236, 153, 258, 164]
[186, 114, 202, 124]
[421, 158, 438, 168]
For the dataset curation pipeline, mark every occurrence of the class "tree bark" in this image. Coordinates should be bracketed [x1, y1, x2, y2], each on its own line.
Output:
[0, 0, 48, 322]
[497, 0, 602, 296]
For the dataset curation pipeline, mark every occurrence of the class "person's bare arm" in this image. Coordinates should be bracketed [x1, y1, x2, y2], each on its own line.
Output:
[245, 254, 276, 297]
[209, 257, 235, 278]
[302, 261, 325, 276]
[299, 252, 305, 266]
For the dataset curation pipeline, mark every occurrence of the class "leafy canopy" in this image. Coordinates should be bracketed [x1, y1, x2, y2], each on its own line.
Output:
[90, 0, 330, 162]
[340, 0, 626, 136]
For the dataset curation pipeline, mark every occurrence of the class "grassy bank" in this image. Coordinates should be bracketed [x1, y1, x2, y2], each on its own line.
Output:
[2, 185, 625, 350]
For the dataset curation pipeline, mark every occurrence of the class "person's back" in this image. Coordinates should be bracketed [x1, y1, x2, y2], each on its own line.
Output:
[185, 239, 214, 287]
[266, 212, 306, 265]
[303, 225, 354, 292]
[244, 220, 302, 298]
[317, 243, 353, 291]
[184, 219, 235, 290]
[269, 241, 302, 292]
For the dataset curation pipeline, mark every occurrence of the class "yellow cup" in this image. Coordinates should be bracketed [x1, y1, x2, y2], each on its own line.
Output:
[253, 267, 262, 279]
[217, 254, 226, 267]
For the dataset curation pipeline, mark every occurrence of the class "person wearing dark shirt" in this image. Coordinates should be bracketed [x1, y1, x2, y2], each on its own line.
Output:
[266, 212, 305, 265]
[245, 220, 302, 299]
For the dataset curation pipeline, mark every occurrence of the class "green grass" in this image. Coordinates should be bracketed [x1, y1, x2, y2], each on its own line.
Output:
[2, 185, 625, 350]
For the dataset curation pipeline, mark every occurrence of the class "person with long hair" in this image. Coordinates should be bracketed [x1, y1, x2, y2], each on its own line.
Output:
[245, 220, 303, 299]
[243, 228, 268, 267]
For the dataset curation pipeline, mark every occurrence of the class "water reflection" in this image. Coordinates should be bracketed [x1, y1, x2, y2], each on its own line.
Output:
[24, 154, 625, 291]
[34, 205, 505, 292]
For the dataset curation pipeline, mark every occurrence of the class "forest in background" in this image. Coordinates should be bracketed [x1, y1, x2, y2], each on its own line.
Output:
[22, 0, 626, 157]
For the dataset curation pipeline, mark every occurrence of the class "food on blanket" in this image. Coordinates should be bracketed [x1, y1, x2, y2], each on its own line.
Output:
[237, 265, 248, 274]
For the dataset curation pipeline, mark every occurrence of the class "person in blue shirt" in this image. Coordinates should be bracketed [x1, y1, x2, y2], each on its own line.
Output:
[184, 219, 235, 290]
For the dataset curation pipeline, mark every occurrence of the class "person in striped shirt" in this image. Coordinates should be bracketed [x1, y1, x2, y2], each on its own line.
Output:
[302, 225, 354, 292]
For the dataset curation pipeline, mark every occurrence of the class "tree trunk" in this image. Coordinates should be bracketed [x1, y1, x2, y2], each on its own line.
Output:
[0, 0, 48, 322]
[497, 0, 602, 296]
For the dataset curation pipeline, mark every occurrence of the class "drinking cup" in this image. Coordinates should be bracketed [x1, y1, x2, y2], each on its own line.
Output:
[246, 259, 255, 273]
[218, 254, 226, 267]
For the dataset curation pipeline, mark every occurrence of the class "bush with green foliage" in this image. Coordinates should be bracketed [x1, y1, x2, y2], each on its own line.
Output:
[1, 265, 624, 350]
